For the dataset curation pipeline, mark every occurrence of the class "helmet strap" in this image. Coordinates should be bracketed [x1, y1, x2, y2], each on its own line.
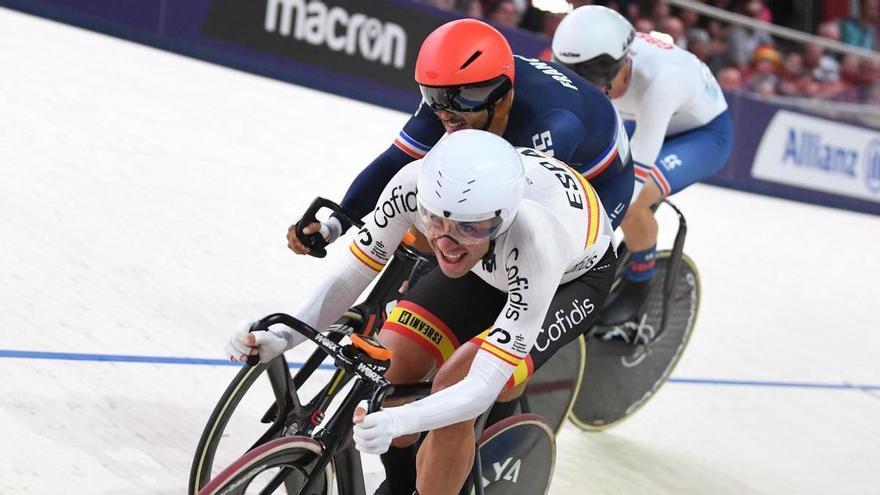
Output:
[607, 57, 631, 97]
[480, 107, 496, 132]
[481, 239, 497, 272]
[480, 89, 512, 132]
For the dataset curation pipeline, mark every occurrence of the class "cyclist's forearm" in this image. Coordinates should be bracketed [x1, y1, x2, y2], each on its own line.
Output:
[292, 251, 378, 334]
[390, 354, 512, 436]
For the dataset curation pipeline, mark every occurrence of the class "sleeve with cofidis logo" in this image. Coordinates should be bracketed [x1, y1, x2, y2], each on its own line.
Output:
[348, 161, 422, 274]
[474, 210, 573, 385]
[290, 162, 421, 336]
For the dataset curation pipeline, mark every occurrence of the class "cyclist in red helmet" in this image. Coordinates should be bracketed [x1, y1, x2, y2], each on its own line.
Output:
[414, 18, 516, 134]
[287, 18, 634, 495]
[290, 18, 633, 255]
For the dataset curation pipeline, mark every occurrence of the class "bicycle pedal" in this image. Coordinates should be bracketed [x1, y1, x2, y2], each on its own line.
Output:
[598, 278, 654, 326]
[595, 313, 656, 345]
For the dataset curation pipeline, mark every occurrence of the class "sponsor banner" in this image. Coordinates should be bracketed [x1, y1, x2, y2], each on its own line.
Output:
[0, 0, 163, 32]
[6, 1, 880, 216]
[751, 110, 880, 204]
[1, 0, 548, 111]
[202, 0, 434, 91]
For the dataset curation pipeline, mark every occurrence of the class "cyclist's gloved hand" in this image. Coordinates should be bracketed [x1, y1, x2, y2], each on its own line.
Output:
[287, 217, 343, 255]
[352, 401, 398, 455]
[225, 321, 296, 363]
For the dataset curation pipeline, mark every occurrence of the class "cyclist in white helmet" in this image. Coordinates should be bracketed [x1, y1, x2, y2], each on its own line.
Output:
[227, 130, 616, 495]
[552, 5, 734, 322]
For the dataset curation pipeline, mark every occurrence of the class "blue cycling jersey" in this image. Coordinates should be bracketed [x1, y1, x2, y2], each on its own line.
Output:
[340, 56, 631, 228]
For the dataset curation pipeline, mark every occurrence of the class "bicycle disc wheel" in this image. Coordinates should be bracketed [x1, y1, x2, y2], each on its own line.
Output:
[522, 336, 585, 434]
[198, 436, 335, 495]
[569, 252, 701, 430]
[472, 414, 556, 495]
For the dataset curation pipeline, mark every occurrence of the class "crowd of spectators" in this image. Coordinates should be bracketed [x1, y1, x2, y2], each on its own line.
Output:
[416, 0, 880, 105]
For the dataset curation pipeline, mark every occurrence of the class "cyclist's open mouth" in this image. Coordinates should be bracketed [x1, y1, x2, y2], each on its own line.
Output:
[438, 248, 466, 265]
[440, 116, 467, 132]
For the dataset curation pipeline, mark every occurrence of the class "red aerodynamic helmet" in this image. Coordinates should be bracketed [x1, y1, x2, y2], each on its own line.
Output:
[415, 19, 515, 114]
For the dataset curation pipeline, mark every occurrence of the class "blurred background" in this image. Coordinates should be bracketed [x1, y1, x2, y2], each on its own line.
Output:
[1, 0, 878, 493]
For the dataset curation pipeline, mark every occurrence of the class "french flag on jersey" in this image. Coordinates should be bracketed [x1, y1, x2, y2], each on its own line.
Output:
[578, 113, 626, 181]
[634, 162, 672, 196]
[394, 130, 432, 159]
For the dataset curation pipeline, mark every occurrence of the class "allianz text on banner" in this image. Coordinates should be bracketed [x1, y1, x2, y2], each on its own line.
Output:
[752, 110, 880, 204]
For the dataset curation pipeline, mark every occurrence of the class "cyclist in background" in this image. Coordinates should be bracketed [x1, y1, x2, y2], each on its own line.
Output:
[289, 18, 633, 255]
[552, 5, 734, 322]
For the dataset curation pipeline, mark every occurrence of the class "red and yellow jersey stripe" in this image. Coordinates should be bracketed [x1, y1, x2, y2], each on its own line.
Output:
[479, 339, 523, 366]
[506, 355, 535, 389]
[564, 164, 602, 248]
[349, 241, 385, 272]
[471, 328, 534, 389]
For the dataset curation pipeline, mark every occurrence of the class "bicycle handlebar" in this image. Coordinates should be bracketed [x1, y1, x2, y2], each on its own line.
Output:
[297, 197, 364, 259]
[245, 313, 393, 411]
[369, 384, 394, 414]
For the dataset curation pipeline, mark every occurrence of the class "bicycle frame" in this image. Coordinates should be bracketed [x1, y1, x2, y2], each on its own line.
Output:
[242, 312, 395, 494]
[242, 310, 497, 495]
[587, 198, 689, 356]
[232, 194, 494, 495]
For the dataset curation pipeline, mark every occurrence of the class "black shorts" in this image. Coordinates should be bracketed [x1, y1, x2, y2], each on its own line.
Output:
[381, 248, 617, 388]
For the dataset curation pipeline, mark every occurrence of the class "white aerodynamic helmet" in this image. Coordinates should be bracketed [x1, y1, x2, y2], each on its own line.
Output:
[417, 130, 525, 240]
[551, 5, 635, 88]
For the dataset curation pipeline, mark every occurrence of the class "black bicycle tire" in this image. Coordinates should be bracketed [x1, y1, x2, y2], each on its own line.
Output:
[189, 357, 292, 494]
[198, 436, 335, 495]
[569, 252, 701, 431]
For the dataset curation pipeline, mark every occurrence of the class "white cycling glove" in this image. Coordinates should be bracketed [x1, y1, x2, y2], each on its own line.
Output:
[352, 401, 398, 455]
[225, 323, 299, 363]
[352, 401, 420, 455]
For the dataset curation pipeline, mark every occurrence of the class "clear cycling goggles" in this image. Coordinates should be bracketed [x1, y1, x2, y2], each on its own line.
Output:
[417, 202, 503, 244]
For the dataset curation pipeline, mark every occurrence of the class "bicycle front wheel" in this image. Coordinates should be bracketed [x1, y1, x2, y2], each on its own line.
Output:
[190, 357, 299, 494]
[198, 436, 335, 495]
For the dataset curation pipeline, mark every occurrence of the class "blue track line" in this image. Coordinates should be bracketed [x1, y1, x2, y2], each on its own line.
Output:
[668, 377, 880, 391]
[1, 349, 877, 391]
[0, 349, 335, 370]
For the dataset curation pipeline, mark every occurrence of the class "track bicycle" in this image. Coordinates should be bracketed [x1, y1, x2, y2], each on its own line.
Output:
[190, 198, 563, 495]
[196, 311, 557, 495]
[189, 197, 701, 492]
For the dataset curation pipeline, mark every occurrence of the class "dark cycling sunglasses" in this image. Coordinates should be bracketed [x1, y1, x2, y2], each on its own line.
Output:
[419, 75, 512, 114]
[554, 53, 626, 89]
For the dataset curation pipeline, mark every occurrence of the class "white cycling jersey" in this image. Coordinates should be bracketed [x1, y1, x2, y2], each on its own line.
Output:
[290, 147, 612, 435]
[614, 32, 728, 167]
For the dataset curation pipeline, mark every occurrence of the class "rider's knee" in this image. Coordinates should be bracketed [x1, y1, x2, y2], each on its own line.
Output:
[430, 343, 479, 394]
[497, 380, 527, 402]
[430, 365, 458, 394]
[432, 417, 477, 436]
[378, 328, 437, 384]
[391, 433, 420, 448]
